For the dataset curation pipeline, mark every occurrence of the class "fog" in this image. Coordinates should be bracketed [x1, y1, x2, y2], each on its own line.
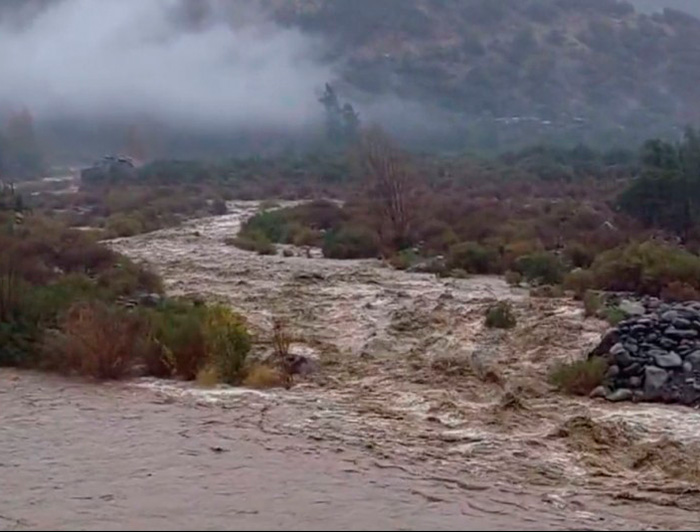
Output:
[0, 0, 332, 131]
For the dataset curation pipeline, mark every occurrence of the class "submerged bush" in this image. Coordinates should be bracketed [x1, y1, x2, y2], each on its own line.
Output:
[228, 231, 276, 255]
[549, 357, 607, 396]
[322, 225, 379, 259]
[484, 301, 517, 329]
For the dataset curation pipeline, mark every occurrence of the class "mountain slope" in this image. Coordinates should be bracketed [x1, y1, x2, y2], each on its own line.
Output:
[266, 0, 700, 144]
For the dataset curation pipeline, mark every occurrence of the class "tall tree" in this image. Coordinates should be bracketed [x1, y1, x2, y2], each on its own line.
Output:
[358, 127, 413, 252]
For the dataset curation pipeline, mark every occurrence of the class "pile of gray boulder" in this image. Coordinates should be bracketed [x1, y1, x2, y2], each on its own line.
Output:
[588, 297, 700, 406]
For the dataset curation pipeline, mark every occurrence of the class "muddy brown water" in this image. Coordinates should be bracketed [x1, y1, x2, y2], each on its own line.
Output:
[3, 201, 700, 530]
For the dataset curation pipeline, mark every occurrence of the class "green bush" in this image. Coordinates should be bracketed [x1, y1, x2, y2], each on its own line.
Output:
[204, 305, 251, 384]
[147, 299, 208, 380]
[484, 301, 517, 329]
[549, 357, 607, 396]
[602, 306, 625, 326]
[563, 268, 595, 299]
[582, 290, 602, 317]
[227, 231, 276, 255]
[515, 252, 564, 285]
[590, 241, 700, 297]
[106, 214, 145, 238]
[447, 241, 500, 274]
[322, 225, 379, 259]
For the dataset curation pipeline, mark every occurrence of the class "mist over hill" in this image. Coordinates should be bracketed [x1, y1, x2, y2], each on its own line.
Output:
[1, 0, 699, 161]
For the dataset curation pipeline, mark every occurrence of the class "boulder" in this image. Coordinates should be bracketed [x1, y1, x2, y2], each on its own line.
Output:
[653, 351, 683, 369]
[606, 388, 633, 402]
[619, 299, 645, 317]
[644, 366, 669, 399]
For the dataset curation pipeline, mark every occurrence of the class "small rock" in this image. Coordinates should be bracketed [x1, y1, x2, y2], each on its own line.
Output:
[644, 366, 669, 399]
[589, 385, 608, 399]
[653, 351, 683, 368]
[606, 388, 633, 402]
[629, 376, 642, 388]
[683, 361, 693, 373]
[624, 342, 639, 354]
[611, 343, 627, 356]
[619, 299, 645, 316]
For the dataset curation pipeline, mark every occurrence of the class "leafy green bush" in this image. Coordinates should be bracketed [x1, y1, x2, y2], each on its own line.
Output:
[484, 301, 517, 329]
[515, 252, 564, 285]
[448, 241, 500, 274]
[204, 305, 251, 384]
[563, 268, 595, 299]
[147, 299, 208, 380]
[582, 290, 602, 317]
[549, 357, 607, 396]
[322, 225, 379, 259]
[590, 241, 700, 297]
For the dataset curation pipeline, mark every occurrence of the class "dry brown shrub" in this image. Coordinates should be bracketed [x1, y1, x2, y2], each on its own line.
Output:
[59, 301, 148, 379]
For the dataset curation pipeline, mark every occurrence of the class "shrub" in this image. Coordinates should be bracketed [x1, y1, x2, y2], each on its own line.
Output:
[590, 241, 700, 297]
[148, 300, 208, 380]
[602, 306, 625, 326]
[549, 357, 607, 396]
[210, 198, 228, 215]
[56, 301, 149, 379]
[272, 317, 291, 358]
[196, 364, 220, 387]
[204, 305, 251, 385]
[563, 268, 595, 299]
[660, 281, 700, 302]
[583, 290, 602, 317]
[564, 243, 596, 269]
[529, 284, 564, 298]
[244, 364, 286, 389]
[105, 214, 144, 238]
[447, 241, 500, 274]
[484, 301, 517, 329]
[504, 270, 522, 286]
[228, 231, 276, 255]
[388, 248, 420, 270]
[515, 252, 564, 285]
[322, 225, 379, 259]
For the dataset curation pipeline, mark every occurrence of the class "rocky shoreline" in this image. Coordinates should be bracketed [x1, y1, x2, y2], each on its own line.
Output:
[589, 297, 700, 406]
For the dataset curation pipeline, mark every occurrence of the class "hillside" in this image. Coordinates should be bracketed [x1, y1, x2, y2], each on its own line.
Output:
[266, 0, 700, 147]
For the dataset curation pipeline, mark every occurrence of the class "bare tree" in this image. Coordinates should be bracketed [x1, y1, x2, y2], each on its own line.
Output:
[358, 127, 413, 252]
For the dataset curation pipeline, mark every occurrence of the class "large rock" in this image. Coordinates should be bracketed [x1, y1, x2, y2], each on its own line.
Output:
[606, 388, 633, 402]
[619, 299, 646, 317]
[653, 351, 683, 368]
[644, 366, 669, 399]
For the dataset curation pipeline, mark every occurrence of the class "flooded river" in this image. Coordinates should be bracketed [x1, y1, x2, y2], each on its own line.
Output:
[3, 201, 700, 530]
